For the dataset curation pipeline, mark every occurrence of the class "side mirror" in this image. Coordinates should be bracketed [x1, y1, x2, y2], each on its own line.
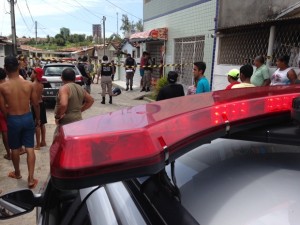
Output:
[0, 189, 40, 220]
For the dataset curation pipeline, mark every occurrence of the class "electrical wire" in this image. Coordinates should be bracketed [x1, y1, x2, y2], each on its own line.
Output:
[24, 0, 35, 24]
[40, 0, 94, 26]
[102, 0, 142, 20]
[37, 22, 57, 36]
[16, 2, 33, 34]
[70, 0, 115, 20]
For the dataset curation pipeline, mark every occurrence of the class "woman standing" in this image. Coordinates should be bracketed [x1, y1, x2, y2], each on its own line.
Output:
[271, 55, 297, 86]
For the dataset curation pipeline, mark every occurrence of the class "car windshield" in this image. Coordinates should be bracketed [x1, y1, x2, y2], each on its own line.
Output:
[44, 66, 79, 76]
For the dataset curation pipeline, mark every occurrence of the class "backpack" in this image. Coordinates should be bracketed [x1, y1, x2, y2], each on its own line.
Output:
[78, 63, 88, 78]
[78, 63, 91, 85]
[125, 58, 135, 69]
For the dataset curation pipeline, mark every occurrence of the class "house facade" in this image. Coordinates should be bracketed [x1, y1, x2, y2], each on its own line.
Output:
[213, 0, 300, 90]
[141, 0, 217, 88]
[0, 36, 13, 68]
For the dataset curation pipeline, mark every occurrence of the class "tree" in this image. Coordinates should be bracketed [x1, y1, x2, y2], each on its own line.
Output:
[60, 27, 70, 40]
[108, 33, 122, 42]
[86, 35, 93, 42]
[46, 35, 50, 43]
[136, 19, 143, 32]
[120, 14, 131, 37]
[55, 34, 66, 46]
[78, 34, 86, 42]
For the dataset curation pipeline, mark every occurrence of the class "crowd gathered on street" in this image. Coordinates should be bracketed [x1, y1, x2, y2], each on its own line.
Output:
[0, 51, 300, 193]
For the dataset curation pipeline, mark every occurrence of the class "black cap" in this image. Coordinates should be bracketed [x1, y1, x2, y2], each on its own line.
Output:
[4, 55, 19, 67]
[167, 71, 178, 83]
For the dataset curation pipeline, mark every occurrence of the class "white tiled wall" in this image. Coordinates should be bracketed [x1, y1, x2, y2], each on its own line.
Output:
[144, 0, 217, 84]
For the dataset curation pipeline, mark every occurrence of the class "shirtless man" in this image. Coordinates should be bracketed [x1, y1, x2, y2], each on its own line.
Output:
[31, 67, 47, 150]
[0, 56, 40, 189]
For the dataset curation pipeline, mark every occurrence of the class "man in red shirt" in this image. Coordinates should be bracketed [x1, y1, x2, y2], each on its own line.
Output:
[225, 69, 240, 90]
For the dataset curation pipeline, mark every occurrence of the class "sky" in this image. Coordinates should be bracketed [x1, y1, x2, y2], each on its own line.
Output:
[0, 0, 143, 38]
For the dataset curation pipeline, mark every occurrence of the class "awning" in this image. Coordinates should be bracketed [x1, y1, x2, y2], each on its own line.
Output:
[130, 28, 168, 42]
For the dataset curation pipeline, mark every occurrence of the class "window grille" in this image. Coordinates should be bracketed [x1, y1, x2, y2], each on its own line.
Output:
[218, 20, 300, 67]
[174, 36, 205, 86]
[219, 27, 269, 65]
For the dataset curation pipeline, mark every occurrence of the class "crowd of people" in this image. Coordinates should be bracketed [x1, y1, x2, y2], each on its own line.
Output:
[156, 54, 300, 102]
[1, 52, 300, 192]
[225, 55, 299, 90]
[0, 55, 94, 192]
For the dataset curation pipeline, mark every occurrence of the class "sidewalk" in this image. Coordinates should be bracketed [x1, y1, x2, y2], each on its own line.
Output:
[112, 80, 152, 101]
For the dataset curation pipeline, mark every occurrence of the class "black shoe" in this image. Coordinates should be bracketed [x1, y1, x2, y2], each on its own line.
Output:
[109, 96, 112, 104]
[101, 97, 105, 104]
[125, 87, 129, 91]
[140, 88, 146, 92]
[130, 87, 133, 91]
[146, 87, 150, 92]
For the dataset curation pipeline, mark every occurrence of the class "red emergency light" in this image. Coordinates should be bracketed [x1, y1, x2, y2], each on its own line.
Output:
[50, 85, 300, 189]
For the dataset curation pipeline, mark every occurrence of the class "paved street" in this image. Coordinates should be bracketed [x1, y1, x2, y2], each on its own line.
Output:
[0, 81, 149, 225]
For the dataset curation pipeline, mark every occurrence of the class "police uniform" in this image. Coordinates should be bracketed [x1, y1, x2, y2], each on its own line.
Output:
[100, 62, 113, 104]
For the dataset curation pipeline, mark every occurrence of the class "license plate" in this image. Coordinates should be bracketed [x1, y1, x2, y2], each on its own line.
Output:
[46, 91, 55, 95]
[55, 83, 62, 87]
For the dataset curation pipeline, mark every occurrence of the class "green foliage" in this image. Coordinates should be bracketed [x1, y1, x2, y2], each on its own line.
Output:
[60, 27, 70, 40]
[25, 27, 109, 50]
[120, 14, 131, 36]
[136, 19, 143, 32]
[109, 33, 122, 42]
[152, 76, 168, 100]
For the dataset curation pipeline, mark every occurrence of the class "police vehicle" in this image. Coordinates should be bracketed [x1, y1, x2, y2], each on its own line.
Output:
[1, 86, 300, 225]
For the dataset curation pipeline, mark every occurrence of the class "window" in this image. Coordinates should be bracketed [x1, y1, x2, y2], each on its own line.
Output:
[218, 21, 300, 66]
[219, 27, 269, 65]
[132, 50, 136, 58]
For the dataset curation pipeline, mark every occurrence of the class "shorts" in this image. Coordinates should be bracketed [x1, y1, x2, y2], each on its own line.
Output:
[0, 111, 7, 132]
[31, 102, 47, 125]
[7, 112, 35, 149]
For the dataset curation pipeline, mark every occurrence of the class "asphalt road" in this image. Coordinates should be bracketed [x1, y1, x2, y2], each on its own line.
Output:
[0, 81, 149, 225]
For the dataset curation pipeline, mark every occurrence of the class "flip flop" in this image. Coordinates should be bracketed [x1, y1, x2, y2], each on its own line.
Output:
[8, 171, 22, 179]
[34, 146, 40, 150]
[28, 179, 38, 189]
[4, 154, 11, 160]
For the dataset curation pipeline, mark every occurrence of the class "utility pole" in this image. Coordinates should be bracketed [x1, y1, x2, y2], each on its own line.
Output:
[117, 12, 119, 36]
[35, 21, 37, 47]
[103, 16, 106, 55]
[35, 21, 38, 61]
[9, 0, 17, 55]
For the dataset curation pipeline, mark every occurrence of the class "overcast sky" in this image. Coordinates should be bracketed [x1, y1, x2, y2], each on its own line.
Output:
[0, 0, 143, 38]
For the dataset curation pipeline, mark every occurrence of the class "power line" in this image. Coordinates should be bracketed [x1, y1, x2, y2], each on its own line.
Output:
[40, 0, 94, 26]
[24, 0, 35, 24]
[39, 0, 116, 35]
[37, 22, 57, 36]
[16, 2, 33, 34]
[102, 0, 142, 20]
[72, 0, 113, 20]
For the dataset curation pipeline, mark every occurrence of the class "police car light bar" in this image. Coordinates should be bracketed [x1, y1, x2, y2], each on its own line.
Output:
[50, 86, 300, 190]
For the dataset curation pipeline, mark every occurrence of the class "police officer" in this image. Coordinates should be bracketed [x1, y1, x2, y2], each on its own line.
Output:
[124, 54, 136, 91]
[99, 55, 114, 104]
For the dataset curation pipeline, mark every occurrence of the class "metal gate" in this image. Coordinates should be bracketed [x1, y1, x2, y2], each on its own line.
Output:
[174, 36, 205, 86]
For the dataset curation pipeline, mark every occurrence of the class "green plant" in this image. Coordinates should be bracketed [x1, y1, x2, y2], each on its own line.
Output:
[152, 76, 168, 100]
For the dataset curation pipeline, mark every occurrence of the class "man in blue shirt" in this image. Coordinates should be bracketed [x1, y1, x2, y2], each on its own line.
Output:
[193, 61, 210, 94]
